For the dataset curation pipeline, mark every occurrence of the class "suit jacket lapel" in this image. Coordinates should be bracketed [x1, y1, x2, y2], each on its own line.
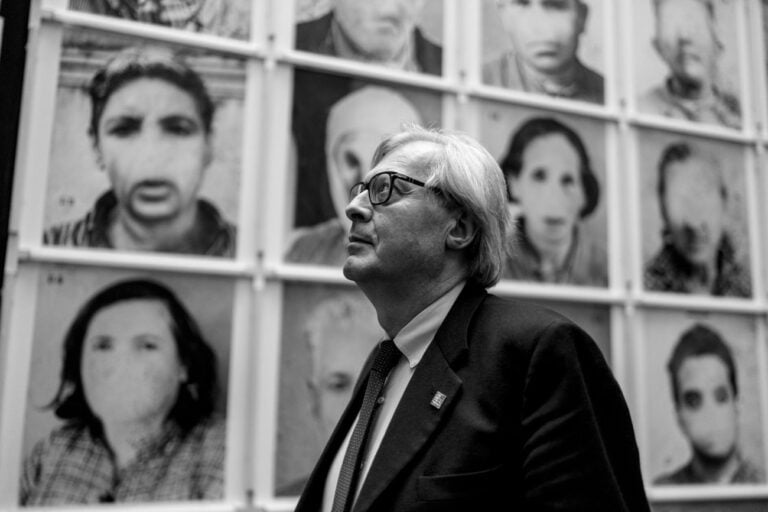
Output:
[352, 281, 487, 511]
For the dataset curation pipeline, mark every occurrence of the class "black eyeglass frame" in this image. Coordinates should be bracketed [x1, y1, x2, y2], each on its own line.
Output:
[349, 171, 427, 206]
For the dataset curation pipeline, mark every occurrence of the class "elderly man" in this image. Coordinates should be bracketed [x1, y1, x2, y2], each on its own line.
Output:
[639, 0, 740, 128]
[655, 323, 762, 484]
[644, 140, 750, 297]
[295, 125, 649, 511]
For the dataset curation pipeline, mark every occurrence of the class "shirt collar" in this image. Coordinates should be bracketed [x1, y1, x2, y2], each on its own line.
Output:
[389, 281, 465, 369]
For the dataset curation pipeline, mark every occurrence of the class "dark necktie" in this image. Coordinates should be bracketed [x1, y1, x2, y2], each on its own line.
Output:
[331, 339, 401, 512]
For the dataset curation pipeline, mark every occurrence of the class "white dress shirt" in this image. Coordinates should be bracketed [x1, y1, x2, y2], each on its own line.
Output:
[321, 282, 465, 512]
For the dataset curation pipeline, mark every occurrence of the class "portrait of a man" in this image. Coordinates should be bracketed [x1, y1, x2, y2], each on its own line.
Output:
[41, 30, 244, 257]
[642, 137, 751, 297]
[276, 284, 380, 496]
[290, 71, 442, 228]
[285, 85, 423, 266]
[482, 0, 604, 104]
[655, 323, 763, 484]
[294, 0, 443, 75]
[636, 0, 741, 128]
[643, 311, 765, 488]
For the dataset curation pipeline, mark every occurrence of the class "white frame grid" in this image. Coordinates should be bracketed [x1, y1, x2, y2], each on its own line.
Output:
[2, 0, 768, 510]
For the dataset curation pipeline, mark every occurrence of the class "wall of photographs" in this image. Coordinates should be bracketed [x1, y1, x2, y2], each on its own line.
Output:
[2, 0, 768, 510]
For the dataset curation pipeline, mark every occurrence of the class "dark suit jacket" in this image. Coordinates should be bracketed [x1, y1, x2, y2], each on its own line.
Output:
[295, 281, 649, 511]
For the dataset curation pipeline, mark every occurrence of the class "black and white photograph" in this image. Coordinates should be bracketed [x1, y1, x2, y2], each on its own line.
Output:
[480, 101, 609, 287]
[276, 283, 379, 496]
[294, 0, 444, 76]
[642, 310, 765, 486]
[67, 0, 251, 40]
[20, 265, 234, 505]
[632, 0, 743, 129]
[637, 130, 752, 298]
[42, 28, 245, 257]
[481, 0, 606, 105]
[290, 69, 443, 231]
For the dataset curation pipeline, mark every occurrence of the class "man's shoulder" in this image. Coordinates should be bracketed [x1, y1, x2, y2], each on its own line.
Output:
[295, 11, 334, 52]
[473, 293, 583, 345]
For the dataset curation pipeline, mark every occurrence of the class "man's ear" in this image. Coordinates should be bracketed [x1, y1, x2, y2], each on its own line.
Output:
[446, 213, 477, 251]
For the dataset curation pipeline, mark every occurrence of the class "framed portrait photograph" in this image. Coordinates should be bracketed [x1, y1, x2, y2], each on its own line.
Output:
[480, 0, 607, 105]
[290, 68, 444, 234]
[66, 0, 252, 40]
[639, 309, 765, 487]
[20, 264, 235, 505]
[42, 27, 246, 258]
[275, 282, 380, 496]
[293, 0, 444, 77]
[636, 129, 752, 298]
[630, 0, 745, 130]
[479, 100, 610, 288]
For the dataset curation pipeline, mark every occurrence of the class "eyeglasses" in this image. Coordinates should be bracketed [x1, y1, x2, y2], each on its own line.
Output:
[349, 171, 427, 206]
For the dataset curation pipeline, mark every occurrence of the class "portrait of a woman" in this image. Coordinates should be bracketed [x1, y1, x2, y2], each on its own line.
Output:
[20, 278, 225, 505]
[43, 45, 237, 257]
[499, 116, 607, 286]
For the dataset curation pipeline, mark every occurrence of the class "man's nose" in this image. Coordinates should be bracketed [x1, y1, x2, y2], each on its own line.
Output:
[345, 190, 373, 222]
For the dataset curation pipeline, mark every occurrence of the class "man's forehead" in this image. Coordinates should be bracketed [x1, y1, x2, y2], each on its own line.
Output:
[367, 140, 440, 180]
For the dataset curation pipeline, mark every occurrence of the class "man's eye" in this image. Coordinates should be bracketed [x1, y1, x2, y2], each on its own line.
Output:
[682, 391, 702, 410]
[106, 118, 141, 137]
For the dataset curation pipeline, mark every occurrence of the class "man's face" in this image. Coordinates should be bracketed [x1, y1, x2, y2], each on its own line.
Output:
[96, 78, 210, 224]
[343, 141, 457, 286]
[497, 0, 586, 75]
[675, 354, 738, 461]
[653, 0, 720, 86]
[333, 0, 426, 61]
[662, 156, 725, 267]
[510, 133, 585, 249]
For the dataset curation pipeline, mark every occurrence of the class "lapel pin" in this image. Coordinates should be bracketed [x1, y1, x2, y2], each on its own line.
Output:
[430, 391, 447, 410]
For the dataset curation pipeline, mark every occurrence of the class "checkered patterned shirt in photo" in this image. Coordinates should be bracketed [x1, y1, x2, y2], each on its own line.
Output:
[67, 0, 249, 38]
[69, 0, 202, 28]
[20, 416, 225, 505]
